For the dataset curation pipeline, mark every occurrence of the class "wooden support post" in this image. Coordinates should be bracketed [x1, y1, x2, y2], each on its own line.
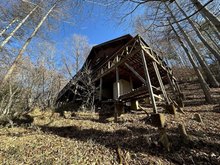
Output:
[92, 86, 95, 112]
[99, 69, 104, 101]
[174, 80, 181, 93]
[174, 79, 184, 107]
[115, 66, 120, 122]
[125, 46, 129, 55]
[99, 78, 102, 101]
[116, 67, 120, 99]
[178, 123, 187, 137]
[67, 91, 71, 102]
[168, 72, 184, 107]
[174, 79, 183, 99]
[72, 84, 78, 103]
[108, 61, 111, 68]
[194, 113, 203, 123]
[167, 73, 176, 94]
[141, 50, 158, 114]
[152, 62, 170, 104]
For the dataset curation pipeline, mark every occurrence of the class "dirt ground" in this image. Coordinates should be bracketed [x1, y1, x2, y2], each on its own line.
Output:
[0, 82, 220, 165]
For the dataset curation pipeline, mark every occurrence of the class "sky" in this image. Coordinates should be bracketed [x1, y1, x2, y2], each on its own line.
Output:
[53, 1, 135, 46]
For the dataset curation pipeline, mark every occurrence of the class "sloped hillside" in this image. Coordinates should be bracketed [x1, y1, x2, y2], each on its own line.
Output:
[0, 82, 220, 165]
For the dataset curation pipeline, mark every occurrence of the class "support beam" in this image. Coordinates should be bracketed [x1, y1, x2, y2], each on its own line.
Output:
[116, 66, 120, 99]
[115, 66, 120, 122]
[99, 78, 102, 101]
[173, 79, 184, 107]
[126, 46, 129, 54]
[141, 50, 158, 114]
[92, 86, 95, 112]
[72, 84, 78, 103]
[125, 63, 146, 84]
[152, 62, 169, 104]
[167, 73, 176, 94]
[174, 79, 182, 96]
[167, 73, 184, 107]
[168, 73, 181, 98]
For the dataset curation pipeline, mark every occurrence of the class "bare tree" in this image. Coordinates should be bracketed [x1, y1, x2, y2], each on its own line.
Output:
[72, 34, 91, 73]
[0, 5, 38, 49]
[1, 0, 59, 84]
[165, 3, 219, 87]
[169, 21, 212, 103]
[0, 17, 18, 37]
[174, 1, 220, 64]
[62, 33, 91, 77]
[197, 21, 220, 51]
[191, 0, 220, 32]
[0, 39, 66, 124]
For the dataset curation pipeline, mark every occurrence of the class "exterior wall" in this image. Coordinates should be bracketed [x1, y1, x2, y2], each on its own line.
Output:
[113, 79, 132, 100]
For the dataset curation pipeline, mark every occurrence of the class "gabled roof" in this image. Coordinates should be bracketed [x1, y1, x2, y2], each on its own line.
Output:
[85, 34, 133, 62]
[93, 34, 132, 49]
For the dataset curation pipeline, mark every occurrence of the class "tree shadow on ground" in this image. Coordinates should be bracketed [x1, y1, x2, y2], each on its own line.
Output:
[0, 114, 34, 127]
[184, 104, 219, 114]
[38, 123, 220, 165]
[184, 100, 206, 106]
[213, 105, 220, 113]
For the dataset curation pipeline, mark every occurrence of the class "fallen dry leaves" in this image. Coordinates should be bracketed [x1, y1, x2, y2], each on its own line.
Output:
[0, 82, 220, 164]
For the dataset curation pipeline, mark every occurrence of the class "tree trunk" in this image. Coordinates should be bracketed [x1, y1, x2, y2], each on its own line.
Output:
[0, 6, 38, 49]
[175, 1, 220, 64]
[169, 21, 212, 103]
[0, 18, 18, 37]
[202, 15, 220, 41]
[2, 2, 58, 84]
[194, 12, 220, 44]
[191, 0, 220, 32]
[202, 27, 220, 51]
[165, 3, 219, 87]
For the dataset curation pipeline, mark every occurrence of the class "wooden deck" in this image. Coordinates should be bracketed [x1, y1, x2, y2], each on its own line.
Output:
[119, 85, 163, 101]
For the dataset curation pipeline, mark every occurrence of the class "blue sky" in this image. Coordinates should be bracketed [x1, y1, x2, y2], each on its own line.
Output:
[53, 2, 135, 46]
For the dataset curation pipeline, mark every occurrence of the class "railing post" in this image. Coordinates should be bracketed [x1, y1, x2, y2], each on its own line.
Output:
[153, 62, 170, 104]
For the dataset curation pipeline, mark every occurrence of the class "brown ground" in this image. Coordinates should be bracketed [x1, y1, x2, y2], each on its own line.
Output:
[0, 82, 220, 165]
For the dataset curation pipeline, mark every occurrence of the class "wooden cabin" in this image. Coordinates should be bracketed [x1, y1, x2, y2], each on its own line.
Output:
[56, 34, 183, 121]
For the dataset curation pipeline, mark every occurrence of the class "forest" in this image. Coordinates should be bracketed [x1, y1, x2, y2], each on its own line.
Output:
[0, 0, 220, 164]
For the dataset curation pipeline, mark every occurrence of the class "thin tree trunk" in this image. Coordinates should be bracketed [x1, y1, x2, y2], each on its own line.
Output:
[169, 21, 212, 103]
[0, 6, 38, 49]
[0, 18, 18, 37]
[202, 15, 220, 41]
[191, 0, 220, 32]
[168, 40, 185, 67]
[202, 27, 220, 51]
[207, 35, 220, 52]
[165, 3, 219, 87]
[175, 1, 220, 64]
[2, 2, 58, 84]
[63, 58, 73, 78]
[207, 22, 220, 41]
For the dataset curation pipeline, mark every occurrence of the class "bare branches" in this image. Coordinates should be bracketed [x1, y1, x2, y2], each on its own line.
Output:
[165, 0, 214, 26]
